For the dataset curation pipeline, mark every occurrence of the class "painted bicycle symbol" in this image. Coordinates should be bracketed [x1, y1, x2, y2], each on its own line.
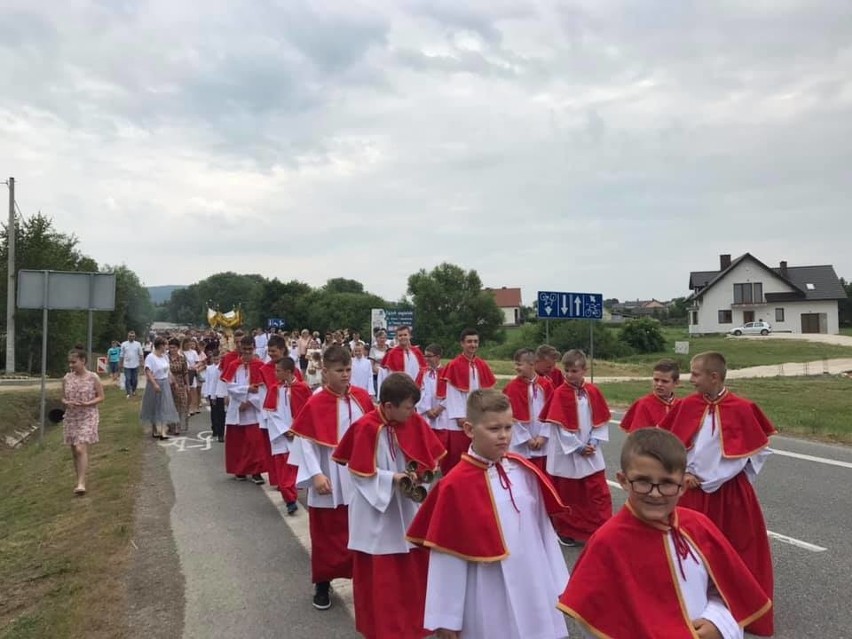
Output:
[159, 430, 214, 452]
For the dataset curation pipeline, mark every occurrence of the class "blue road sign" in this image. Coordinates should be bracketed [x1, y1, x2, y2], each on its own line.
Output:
[267, 317, 285, 329]
[537, 291, 603, 320]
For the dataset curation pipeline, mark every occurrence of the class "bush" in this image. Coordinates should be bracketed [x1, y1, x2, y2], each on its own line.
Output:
[540, 320, 633, 360]
[618, 318, 666, 354]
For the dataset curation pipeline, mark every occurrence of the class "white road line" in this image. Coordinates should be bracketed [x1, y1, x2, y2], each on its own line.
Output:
[609, 419, 852, 470]
[604, 480, 827, 553]
[259, 480, 356, 614]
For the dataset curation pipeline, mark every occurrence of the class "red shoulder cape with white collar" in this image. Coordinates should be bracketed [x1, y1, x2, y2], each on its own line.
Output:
[559, 505, 772, 638]
[659, 391, 776, 458]
[220, 358, 265, 385]
[502, 375, 554, 423]
[219, 349, 240, 375]
[381, 345, 427, 373]
[289, 385, 374, 448]
[539, 382, 611, 432]
[439, 355, 496, 394]
[331, 408, 446, 476]
[415, 366, 447, 396]
[620, 393, 679, 433]
[262, 379, 312, 414]
[406, 452, 567, 562]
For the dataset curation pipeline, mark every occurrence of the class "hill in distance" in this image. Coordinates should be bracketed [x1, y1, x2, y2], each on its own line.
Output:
[147, 285, 186, 305]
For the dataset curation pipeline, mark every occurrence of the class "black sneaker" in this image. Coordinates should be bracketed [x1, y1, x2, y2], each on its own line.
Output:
[251, 474, 265, 485]
[286, 501, 298, 515]
[312, 582, 331, 610]
[558, 535, 579, 547]
[217, 436, 224, 443]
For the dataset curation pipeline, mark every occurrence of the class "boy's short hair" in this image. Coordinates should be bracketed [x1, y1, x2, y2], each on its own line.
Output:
[561, 349, 587, 369]
[534, 344, 560, 361]
[425, 343, 443, 357]
[396, 325, 411, 334]
[692, 351, 727, 381]
[233, 329, 245, 338]
[467, 389, 511, 424]
[513, 348, 535, 364]
[276, 356, 296, 372]
[653, 358, 680, 381]
[620, 428, 687, 475]
[379, 372, 422, 406]
[168, 337, 180, 347]
[268, 334, 287, 349]
[322, 345, 351, 366]
[239, 335, 254, 349]
[459, 328, 479, 341]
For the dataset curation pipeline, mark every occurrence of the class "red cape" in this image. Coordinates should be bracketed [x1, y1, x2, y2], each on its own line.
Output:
[415, 366, 447, 397]
[559, 505, 772, 638]
[539, 382, 611, 432]
[262, 379, 312, 414]
[620, 393, 679, 433]
[290, 385, 374, 448]
[439, 355, 496, 394]
[406, 452, 567, 562]
[220, 358, 265, 385]
[381, 345, 427, 373]
[502, 375, 554, 423]
[548, 368, 565, 387]
[259, 361, 304, 395]
[219, 349, 240, 375]
[332, 408, 446, 476]
[659, 391, 776, 458]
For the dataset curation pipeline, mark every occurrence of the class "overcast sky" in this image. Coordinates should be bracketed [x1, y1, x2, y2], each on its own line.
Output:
[2, 1, 850, 305]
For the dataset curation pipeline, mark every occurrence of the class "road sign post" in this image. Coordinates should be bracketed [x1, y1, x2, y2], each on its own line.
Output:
[537, 291, 604, 382]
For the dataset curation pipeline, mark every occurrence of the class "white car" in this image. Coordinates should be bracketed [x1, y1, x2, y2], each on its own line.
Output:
[729, 321, 772, 336]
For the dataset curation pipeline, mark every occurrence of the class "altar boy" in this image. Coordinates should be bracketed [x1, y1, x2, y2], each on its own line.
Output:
[502, 348, 553, 470]
[407, 389, 570, 639]
[333, 373, 445, 639]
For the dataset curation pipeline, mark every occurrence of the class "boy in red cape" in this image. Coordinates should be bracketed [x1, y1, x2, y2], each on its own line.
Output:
[407, 389, 570, 639]
[221, 335, 267, 484]
[539, 349, 613, 546]
[332, 373, 445, 639]
[503, 348, 553, 471]
[438, 328, 496, 473]
[535, 344, 565, 388]
[288, 345, 373, 611]
[659, 351, 776, 636]
[619, 358, 681, 433]
[262, 356, 311, 515]
[416, 344, 456, 475]
[559, 428, 772, 639]
[380, 325, 427, 382]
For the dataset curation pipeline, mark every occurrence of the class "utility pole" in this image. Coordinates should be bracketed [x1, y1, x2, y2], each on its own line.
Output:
[5, 177, 15, 374]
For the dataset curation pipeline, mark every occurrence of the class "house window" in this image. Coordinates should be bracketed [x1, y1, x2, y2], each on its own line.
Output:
[733, 282, 764, 304]
[775, 308, 785, 322]
[690, 311, 698, 325]
[718, 310, 733, 324]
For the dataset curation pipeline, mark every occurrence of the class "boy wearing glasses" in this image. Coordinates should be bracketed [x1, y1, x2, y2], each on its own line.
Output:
[659, 351, 775, 636]
[416, 344, 456, 474]
[559, 429, 772, 639]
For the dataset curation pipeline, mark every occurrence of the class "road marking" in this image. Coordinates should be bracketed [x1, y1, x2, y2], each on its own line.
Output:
[605, 480, 827, 553]
[259, 481, 356, 615]
[157, 430, 213, 452]
[609, 420, 852, 470]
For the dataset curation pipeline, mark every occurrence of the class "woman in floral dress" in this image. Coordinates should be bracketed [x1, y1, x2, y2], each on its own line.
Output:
[167, 338, 190, 435]
[62, 347, 105, 495]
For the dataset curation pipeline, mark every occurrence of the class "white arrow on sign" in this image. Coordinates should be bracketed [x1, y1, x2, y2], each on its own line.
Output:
[574, 296, 582, 316]
[561, 295, 569, 314]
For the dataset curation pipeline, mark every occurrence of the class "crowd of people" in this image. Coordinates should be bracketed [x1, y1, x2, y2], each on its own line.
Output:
[71, 322, 777, 638]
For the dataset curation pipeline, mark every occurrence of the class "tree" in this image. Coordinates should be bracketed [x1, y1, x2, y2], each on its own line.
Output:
[619, 318, 666, 354]
[256, 278, 313, 332]
[95, 264, 155, 345]
[323, 278, 365, 295]
[406, 263, 504, 353]
[537, 320, 632, 360]
[839, 278, 851, 327]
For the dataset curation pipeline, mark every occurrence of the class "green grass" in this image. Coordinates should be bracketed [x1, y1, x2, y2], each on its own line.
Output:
[0, 389, 143, 638]
[840, 327, 852, 337]
[597, 375, 852, 442]
[486, 359, 649, 377]
[618, 327, 852, 370]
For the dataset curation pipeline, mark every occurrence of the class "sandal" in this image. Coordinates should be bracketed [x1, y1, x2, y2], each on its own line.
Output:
[73, 487, 86, 496]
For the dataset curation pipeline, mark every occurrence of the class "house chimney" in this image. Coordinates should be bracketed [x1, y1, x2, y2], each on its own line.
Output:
[720, 254, 731, 270]
[780, 260, 788, 277]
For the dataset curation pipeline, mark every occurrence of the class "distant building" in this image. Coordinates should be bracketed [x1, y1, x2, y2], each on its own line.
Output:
[485, 287, 523, 326]
[687, 253, 847, 335]
[611, 299, 668, 317]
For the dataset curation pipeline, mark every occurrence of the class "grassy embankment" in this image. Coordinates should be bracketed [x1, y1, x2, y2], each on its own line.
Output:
[0, 387, 143, 639]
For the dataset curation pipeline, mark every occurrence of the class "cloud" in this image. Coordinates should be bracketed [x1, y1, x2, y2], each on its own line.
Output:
[1, 0, 850, 308]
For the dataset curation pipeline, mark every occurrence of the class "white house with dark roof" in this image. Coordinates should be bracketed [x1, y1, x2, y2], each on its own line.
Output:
[687, 253, 848, 335]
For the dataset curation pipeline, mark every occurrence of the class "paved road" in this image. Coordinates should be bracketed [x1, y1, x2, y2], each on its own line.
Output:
[154, 410, 851, 638]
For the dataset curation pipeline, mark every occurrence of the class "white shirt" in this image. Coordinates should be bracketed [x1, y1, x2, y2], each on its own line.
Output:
[510, 379, 549, 459]
[417, 368, 449, 431]
[350, 356, 376, 396]
[144, 352, 170, 380]
[545, 393, 609, 479]
[264, 385, 297, 455]
[121, 340, 144, 368]
[225, 364, 262, 426]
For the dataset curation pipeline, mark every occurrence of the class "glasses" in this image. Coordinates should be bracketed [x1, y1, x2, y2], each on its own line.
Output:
[627, 479, 682, 496]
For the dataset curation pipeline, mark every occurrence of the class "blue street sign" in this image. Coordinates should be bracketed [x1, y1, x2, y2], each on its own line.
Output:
[267, 317, 286, 329]
[536, 291, 603, 320]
